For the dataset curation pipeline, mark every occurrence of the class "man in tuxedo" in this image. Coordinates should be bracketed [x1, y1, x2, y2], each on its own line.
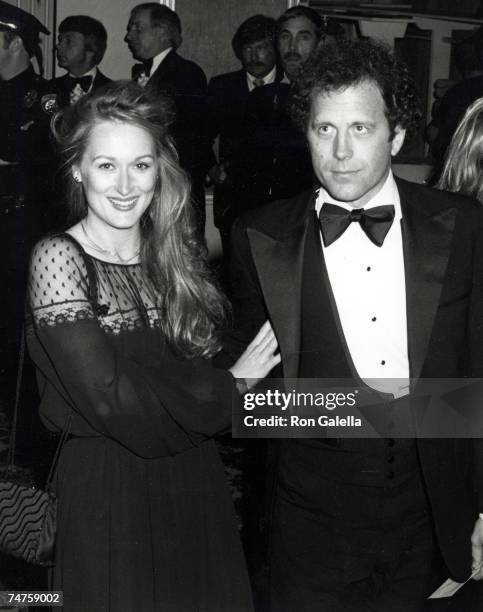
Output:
[233, 7, 344, 212]
[207, 15, 282, 256]
[50, 15, 111, 108]
[229, 38, 483, 611]
[125, 2, 210, 234]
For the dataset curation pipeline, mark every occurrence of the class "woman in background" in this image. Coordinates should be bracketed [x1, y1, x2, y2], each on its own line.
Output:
[437, 97, 483, 202]
[26, 81, 279, 611]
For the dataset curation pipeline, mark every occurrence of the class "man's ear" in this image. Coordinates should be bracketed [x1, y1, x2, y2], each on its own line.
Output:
[8, 35, 23, 53]
[391, 125, 406, 157]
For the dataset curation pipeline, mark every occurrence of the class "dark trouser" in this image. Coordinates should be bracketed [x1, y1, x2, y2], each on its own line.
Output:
[269, 465, 434, 612]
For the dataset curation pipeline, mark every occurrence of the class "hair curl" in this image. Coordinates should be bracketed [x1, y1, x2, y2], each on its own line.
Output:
[289, 38, 422, 139]
[51, 81, 227, 358]
[437, 98, 483, 203]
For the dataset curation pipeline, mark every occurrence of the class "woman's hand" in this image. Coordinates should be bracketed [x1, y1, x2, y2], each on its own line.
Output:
[229, 321, 281, 390]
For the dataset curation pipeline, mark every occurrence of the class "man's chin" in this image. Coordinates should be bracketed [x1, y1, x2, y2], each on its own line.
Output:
[282, 63, 302, 80]
[128, 48, 142, 61]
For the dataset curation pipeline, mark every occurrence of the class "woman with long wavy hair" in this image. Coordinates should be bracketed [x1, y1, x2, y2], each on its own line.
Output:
[437, 97, 483, 202]
[26, 81, 279, 611]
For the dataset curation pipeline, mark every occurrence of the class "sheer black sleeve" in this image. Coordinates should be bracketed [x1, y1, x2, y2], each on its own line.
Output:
[27, 235, 236, 458]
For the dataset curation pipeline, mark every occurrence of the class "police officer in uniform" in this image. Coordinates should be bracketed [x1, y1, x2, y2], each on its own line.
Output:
[0, 1, 52, 455]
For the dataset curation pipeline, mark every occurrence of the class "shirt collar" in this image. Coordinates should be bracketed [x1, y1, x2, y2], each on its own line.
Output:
[315, 170, 402, 221]
[149, 47, 173, 77]
[68, 66, 97, 80]
[246, 65, 277, 91]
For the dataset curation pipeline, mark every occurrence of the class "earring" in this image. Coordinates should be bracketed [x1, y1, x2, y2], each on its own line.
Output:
[73, 173, 82, 183]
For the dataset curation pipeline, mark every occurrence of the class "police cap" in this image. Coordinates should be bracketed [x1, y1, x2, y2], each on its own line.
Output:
[0, 0, 49, 37]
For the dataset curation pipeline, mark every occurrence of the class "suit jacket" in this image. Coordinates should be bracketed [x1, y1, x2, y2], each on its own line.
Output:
[141, 50, 210, 181]
[48, 69, 111, 109]
[207, 66, 284, 164]
[231, 81, 314, 211]
[228, 177, 483, 581]
[207, 67, 285, 227]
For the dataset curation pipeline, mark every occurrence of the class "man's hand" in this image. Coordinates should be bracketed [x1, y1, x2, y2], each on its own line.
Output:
[471, 516, 483, 579]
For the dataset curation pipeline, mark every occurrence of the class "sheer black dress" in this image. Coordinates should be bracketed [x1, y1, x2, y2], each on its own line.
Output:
[26, 234, 253, 612]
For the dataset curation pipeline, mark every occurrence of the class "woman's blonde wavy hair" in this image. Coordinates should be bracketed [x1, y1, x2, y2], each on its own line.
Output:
[51, 80, 227, 358]
[438, 97, 483, 203]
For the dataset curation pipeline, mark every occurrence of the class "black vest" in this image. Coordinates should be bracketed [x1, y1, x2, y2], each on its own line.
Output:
[282, 211, 422, 489]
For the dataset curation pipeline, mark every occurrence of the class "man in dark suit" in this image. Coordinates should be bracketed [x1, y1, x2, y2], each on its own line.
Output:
[233, 7, 344, 213]
[50, 15, 111, 108]
[207, 15, 282, 256]
[229, 38, 483, 611]
[125, 2, 209, 234]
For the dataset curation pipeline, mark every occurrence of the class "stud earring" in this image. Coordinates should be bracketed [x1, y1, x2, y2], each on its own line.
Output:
[73, 174, 82, 183]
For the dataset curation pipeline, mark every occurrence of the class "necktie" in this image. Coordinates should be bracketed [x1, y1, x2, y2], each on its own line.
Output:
[318, 203, 395, 247]
[67, 75, 93, 93]
[253, 78, 265, 88]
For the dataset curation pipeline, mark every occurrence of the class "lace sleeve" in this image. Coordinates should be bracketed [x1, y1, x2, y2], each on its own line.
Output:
[28, 235, 95, 326]
[26, 235, 235, 458]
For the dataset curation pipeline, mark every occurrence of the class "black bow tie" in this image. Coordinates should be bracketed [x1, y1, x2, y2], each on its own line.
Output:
[133, 58, 153, 79]
[67, 74, 93, 92]
[318, 203, 395, 247]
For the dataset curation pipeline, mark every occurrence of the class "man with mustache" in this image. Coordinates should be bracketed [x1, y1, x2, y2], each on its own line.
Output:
[207, 15, 283, 257]
[232, 7, 343, 212]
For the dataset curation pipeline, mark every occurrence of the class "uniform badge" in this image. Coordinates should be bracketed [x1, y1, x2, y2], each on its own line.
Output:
[41, 94, 59, 115]
[22, 89, 38, 108]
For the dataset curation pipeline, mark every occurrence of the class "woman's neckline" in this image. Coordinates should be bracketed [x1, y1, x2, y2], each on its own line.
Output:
[61, 231, 142, 267]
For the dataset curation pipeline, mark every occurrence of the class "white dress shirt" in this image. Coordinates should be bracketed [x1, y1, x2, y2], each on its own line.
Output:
[315, 171, 409, 397]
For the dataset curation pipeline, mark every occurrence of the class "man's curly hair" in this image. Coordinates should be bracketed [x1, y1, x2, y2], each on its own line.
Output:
[289, 38, 422, 139]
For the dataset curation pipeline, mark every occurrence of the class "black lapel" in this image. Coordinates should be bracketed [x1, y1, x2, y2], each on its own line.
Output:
[151, 49, 176, 84]
[246, 192, 313, 378]
[397, 179, 457, 381]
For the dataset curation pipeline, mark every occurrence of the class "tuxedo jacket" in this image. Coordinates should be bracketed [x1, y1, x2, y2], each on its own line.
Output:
[207, 67, 284, 227]
[48, 69, 111, 109]
[228, 177, 483, 581]
[141, 50, 210, 180]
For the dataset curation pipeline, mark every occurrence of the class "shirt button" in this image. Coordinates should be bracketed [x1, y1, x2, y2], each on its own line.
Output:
[366, 266, 371, 271]
[387, 471, 395, 480]
[372, 316, 377, 322]
[387, 456, 395, 464]
[381, 360, 386, 365]
[387, 439, 395, 447]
